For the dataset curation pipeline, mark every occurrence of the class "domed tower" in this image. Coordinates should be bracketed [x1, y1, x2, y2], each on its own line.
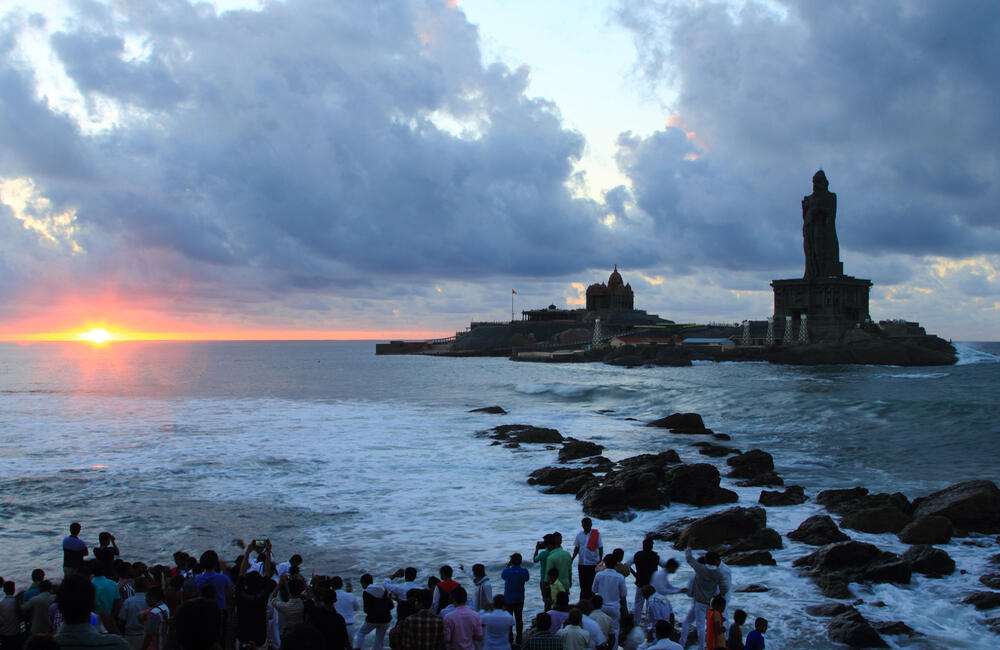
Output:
[586, 265, 635, 312]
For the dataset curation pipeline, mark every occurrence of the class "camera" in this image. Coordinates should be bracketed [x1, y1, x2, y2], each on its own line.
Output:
[251, 539, 269, 550]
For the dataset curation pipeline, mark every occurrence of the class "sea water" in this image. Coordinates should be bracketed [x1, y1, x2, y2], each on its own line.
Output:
[1, 340, 999, 648]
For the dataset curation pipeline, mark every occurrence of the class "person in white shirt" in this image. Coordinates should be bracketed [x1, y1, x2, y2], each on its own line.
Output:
[572, 518, 603, 600]
[640, 619, 682, 650]
[460, 563, 493, 613]
[558, 609, 592, 650]
[331, 576, 361, 641]
[591, 554, 627, 641]
[275, 554, 303, 578]
[479, 594, 516, 650]
[578, 603, 607, 650]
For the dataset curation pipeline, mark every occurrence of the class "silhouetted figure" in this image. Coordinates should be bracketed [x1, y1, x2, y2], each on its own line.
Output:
[802, 170, 841, 278]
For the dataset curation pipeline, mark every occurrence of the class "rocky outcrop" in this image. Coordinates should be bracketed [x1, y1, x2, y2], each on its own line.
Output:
[841, 504, 912, 534]
[528, 466, 595, 487]
[911, 480, 1000, 533]
[726, 449, 774, 478]
[723, 550, 776, 566]
[558, 438, 604, 461]
[871, 621, 920, 637]
[827, 608, 889, 648]
[901, 545, 955, 577]
[759, 485, 807, 506]
[765, 335, 956, 367]
[646, 413, 712, 434]
[794, 541, 910, 598]
[897, 515, 953, 544]
[736, 472, 784, 487]
[470, 405, 507, 414]
[981, 574, 1000, 589]
[962, 591, 1000, 611]
[694, 442, 741, 457]
[805, 602, 853, 617]
[788, 515, 850, 546]
[650, 506, 782, 553]
[487, 424, 564, 444]
[816, 487, 912, 517]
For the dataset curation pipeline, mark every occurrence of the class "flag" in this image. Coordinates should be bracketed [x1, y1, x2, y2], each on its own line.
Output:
[512, 289, 517, 295]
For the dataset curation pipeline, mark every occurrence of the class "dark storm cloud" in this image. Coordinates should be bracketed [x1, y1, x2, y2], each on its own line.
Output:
[616, 0, 1000, 272]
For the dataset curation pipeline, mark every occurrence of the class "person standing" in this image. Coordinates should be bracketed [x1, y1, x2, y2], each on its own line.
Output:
[93, 532, 121, 579]
[0, 581, 21, 650]
[443, 587, 482, 650]
[533, 536, 553, 611]
[459, 564, 492, 613]
[678, 547, 724, 650]
[628, 538, 660, 625]
[141, 586, 170, 650]
[63, 522, 89, 577]
[500, 553, 530, 645]
[331, 576, 360, 642]
[545, 534, 573, 601]
[432, 566, 460, 614]
[571, 519, 602, 600]
[556, 609, 590, 650]
[401, 589, 446, 650]
[479, 595, 515, 650]
[522, 612, 562, 650]
[53, 574, 130, 649]
[21, 580, 56, 636]
[355, 574, 392, 650]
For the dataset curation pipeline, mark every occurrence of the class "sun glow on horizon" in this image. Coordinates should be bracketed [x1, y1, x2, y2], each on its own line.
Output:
[77, 328, 114, 344]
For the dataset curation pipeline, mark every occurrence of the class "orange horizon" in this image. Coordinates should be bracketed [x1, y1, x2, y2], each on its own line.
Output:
[0, 328, 455, 343]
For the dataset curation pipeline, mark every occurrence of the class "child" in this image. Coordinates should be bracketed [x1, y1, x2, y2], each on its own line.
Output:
[547, 567, 566, 603]
[727, 609, 747, 650]
[744, 617, 767, 650]
[706, 595, 727, 650]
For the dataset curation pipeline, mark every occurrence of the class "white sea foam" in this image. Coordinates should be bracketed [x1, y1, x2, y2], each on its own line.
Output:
[954, 342, 1000, 365]
[879, 372, 950, 379]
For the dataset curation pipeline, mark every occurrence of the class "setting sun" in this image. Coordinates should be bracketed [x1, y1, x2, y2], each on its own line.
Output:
[78, 328, 114, 344]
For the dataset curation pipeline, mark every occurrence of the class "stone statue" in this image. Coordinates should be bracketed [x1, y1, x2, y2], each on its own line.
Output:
[802, 170, 842, 278]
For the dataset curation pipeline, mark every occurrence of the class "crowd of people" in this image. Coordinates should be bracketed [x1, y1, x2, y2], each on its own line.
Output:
[0, 518, 768, 650]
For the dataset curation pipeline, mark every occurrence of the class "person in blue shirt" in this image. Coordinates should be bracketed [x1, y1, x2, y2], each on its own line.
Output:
[745, 617, 767, 650]
[62, 522, 89, 577]
[500, 552, 531, 645]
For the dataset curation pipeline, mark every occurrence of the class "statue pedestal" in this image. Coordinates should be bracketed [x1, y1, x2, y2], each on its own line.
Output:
[771, 276, 872, 338]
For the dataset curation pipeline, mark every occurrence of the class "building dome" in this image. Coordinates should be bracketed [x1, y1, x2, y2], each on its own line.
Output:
[608, 264, 624, 289]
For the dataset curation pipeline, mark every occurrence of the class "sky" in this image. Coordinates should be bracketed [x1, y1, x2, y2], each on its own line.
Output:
[0, 0, 997, 341]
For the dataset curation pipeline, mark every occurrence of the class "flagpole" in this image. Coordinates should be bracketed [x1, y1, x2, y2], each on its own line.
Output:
[511, 290, 514, 322]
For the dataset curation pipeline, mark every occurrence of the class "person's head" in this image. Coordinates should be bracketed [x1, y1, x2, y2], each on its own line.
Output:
[603, 554, 617, 569]
[493, 594, 506, 610]
[427, 576, 440, 591]
[613, 548, 625, 561]
[404, 567, 418, 582]
[360, 574, 373, 588]
[290, 554, 303, 567]
[710, 595, 726, 612]
[567, 608, 582, 626]
[655, 619, 674, 640]
[578, 598, 593, 615]
[754, 617, 768, 634]
[450, 586, 467, 606]
[813, 169, 828, 192]
[547, 567, 560, 582]
[38, 580, 52, 594]
[31, 568, 45, 582]
[175, 598, 222, 650]
[199, 550, 220, 572]
[535, 612, 551, 632]
[146, 585, 164, 606]
[98, 531, 112, 546]
[69, 522, 81, 536]
[542, 534, 554, 550]
[56, 574, 95, 624]
[91, 562, 105, 578]
[418, 588, 434, 611]
[555, 591, 570, 611]
[553, 532, 563, 545]
[581, 517, 592, 532]
[321, 589, 338, 607]
[2, 581, 14, 596]
[509, 553, 522, 566]
[133, 577, 149, 593]
[703, 551, 721, 567]
[173, 551, 188, 566]
[590, 594, 603, 609]
[331, 576, 344, 590]
[472, 563, 485, 578]
[642, 538, 654, 551]
[664, 558, 679, 573]
[440, 565, 453, 579]
[734, 610, 747, 625]
[288, 578, 306, 598]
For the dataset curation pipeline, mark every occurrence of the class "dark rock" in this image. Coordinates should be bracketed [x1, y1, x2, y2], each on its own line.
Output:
[527, 466, 596, 486]
[788, 515, 850, 546]
[584, 456, 614, 471]
[736, 584, 768, 593]
[646, 412, 710, 434]
[805, 602, 852, 617]
[661, 464, 739, 507]
[871, 621, 920, 636]
[816, 487, 870, 514]
[542, 474, 598, 495]
[470, 406, 507, 414]
[606, 354, 646, 368]
[827, 609, 888, 648]
[897, 515, 953, 544]
[989, 553, 1000, 566]
[912, 480, 1000, 533]
[842, 505, 912, 534]
[862, 560, 912, 584]
[723, 550, 776, 566]
[615, 450, 682, 471]
[672, 506, 779, 551]
[963, 591, 1000, 610]
[736, 472, 785, 487]
[503, 442, 520, 448]
[794, 541, 886, 573]
[647, 517, 699, 543]
[726, 449, 775, 479]
[559, 438, 605, 462]
[981, 575, 1000, 589]
[582, 484, 631, 519]
[712, 433, 732, 441]
[490, 424, 564, 444]
[988, 616, 1000, 635]
[795, 541, 909, 595]
[759, 485, 807, 506]
[901, 545, 955, 576]
[694, 442, 741, 457]
[816, 576, 853, 599]
[728, 528, 784, 553]
[767, 337, 956, 367]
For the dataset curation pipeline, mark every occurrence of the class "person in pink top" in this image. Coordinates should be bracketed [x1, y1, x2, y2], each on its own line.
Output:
[443, 586, 482, 650]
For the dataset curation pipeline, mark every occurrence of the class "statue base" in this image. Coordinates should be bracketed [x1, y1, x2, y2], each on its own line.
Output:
[771, 275, 873, 337]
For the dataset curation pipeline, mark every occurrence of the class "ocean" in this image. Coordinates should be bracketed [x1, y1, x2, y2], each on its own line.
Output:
[1, 340, 999, 647]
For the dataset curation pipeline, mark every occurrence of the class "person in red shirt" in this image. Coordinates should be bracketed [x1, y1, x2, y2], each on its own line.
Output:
[706, 595, 727, 650]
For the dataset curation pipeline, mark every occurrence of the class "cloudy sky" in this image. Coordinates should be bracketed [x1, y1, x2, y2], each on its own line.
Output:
[0, 0, 997, 340]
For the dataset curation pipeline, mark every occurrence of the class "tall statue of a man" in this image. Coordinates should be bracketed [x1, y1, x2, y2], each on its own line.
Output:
[802, 170, 842, 278]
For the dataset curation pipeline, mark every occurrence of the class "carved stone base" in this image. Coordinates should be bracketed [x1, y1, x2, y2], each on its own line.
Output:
[771, 276, 872, 328]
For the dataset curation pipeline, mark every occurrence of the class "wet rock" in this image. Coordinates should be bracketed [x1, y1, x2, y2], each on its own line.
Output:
[694, 442, 741, 457]
[788, 515, 850, 546]
[980, 574, 1000, 589]
[805, 602, 853, 617]
[606, 354, 646, 368]
[862, 560, 912, 585]
[963, 591, 1000, 610]
[661, 464, 739, 507]
[989, 553, 1000, 567]
[503, 442, 520, 448]
[672, 506, 780, 551]
[794, 541, 886, 573]
[470, 406, 507, 414]
[912, 480, 1000, 533]
[646, 412, 711, 434]
[615, 450, 681, 470]
[726, 449, 775, 479]
[728, 528, 783, 553]
[897, 515, 954, 544]
[736, 584, 768, 593]
[872, 621, 920, 636]
[542, 474, 599, 495]
[817, 487, 912, 517]
[489, 424, 564, 444]
[582, 484, 634, 518]
[901, 544, 955, 576]
[736, 472, 784, 487]
[759, 485, 807, 506]
[827, 609, 888, 648]
[841, 505, 912, 534]
[584, 456, 614, 471]
[795, 541, 908, 596]
[528, 466, 595, 486]
[558, 438, 605, 462]
[815, 576, 853, 599]
[988, 616, 1000, 635]
[712, 433, 732, 441]
[723, 550, 776, 566]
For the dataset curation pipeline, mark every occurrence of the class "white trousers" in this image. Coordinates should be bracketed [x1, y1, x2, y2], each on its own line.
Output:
[679, 600, 708, 649]
[354, 621, 389, 650]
